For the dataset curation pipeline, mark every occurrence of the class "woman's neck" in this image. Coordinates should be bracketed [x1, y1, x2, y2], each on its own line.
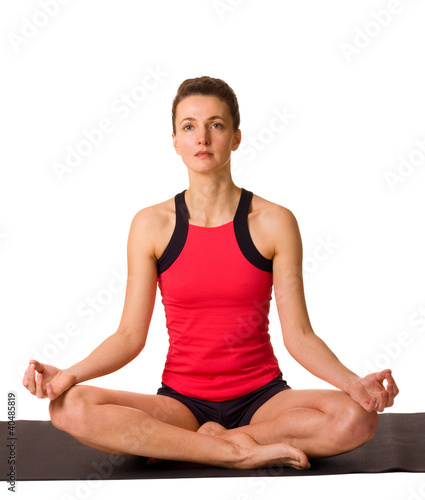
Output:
[184, 177, 241, 227]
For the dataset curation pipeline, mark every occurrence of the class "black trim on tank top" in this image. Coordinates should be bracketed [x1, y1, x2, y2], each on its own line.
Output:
[156, 191, 188, 275]
[156, 188, 273, 275]
[234, 189, 273, 273]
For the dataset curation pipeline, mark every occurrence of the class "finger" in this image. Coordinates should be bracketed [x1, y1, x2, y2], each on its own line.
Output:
[363, 397, 377, 413]
[386, 372, 401, 405]
[30, 360, 45, 374]
[387, 373, 400, 397]
[22, 364, 31, 389]
[371, 398, 380, 412]
[46, 383, 56, 401]
[393, 380, 400, 396]
[369, 397, 380, 413]
[385, 392, 395, 408]
[36, 373, 45, 399]
[385, 375, 396, 407]
[376, 391, 388, 412]
[26, 364, 37, 394]
[376, 369, 391, 384]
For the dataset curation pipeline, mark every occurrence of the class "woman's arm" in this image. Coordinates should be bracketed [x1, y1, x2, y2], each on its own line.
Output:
[269, 205, 398, 411]
[23, 207, 159, 399]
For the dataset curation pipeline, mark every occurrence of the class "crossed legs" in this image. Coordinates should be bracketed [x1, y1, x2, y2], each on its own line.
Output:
[49, 385, 309, 469]
[49, 385, 378, 470]
[199, 389, 379, 459]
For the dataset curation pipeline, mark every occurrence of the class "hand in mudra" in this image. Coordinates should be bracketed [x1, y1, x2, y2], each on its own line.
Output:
[347, 369, 399, 412]
[22, 360, 76, 401]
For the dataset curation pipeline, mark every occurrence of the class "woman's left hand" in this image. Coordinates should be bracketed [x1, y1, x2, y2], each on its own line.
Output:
[346, 369, 399, 412]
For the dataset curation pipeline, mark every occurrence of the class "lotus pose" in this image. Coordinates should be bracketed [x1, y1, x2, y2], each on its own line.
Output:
[23, 76, 398, 470]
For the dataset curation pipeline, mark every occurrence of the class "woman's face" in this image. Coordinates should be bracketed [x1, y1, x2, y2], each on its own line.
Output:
[172, 94, 241, 175]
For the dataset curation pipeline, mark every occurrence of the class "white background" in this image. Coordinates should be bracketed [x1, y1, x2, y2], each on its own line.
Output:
[1, 0, 425, 499]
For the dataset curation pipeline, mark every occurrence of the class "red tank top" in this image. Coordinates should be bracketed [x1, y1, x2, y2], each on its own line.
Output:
[156, 188, 281, 401]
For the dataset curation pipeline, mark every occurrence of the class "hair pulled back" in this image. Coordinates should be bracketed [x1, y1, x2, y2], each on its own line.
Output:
[172, 76, 240, 135]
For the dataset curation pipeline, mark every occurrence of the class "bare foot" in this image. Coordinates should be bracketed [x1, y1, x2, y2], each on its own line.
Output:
[225, 432, 310, 470]
[197, 422, 309, 470]
[149, 421, 309, 470]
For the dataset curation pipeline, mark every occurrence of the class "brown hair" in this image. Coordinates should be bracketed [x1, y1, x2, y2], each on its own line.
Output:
[171, 76, 240, 135]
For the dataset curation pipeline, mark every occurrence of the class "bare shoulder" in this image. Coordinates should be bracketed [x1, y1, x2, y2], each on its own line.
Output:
[129, 196, 176, 260]
[249, 193, 301, 259]
[251, 193, 297, 227]
[131, 197, 174, 230]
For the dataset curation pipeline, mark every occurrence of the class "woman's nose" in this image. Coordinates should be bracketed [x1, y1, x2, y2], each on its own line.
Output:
[197, 128, 211, 145]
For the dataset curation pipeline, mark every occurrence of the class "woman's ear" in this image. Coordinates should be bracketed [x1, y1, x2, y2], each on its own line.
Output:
[232, 129, 242, 152]
[172, 133, 181, 155]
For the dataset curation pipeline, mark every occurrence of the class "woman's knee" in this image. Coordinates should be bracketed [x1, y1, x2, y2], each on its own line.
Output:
[49, 385, 89, 433]
[333, 399, 379, 451]
[360, 408, 379, 443]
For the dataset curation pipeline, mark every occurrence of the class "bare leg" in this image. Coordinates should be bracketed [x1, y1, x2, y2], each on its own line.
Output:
[198, 389, 379, 458]
[49, 385, 310, 470]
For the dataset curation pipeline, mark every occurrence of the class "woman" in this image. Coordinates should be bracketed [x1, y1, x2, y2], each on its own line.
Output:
[23, 76, 398, 470]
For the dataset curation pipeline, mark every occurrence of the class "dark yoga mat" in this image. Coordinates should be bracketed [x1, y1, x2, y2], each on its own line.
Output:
[1, 413, 424, 481]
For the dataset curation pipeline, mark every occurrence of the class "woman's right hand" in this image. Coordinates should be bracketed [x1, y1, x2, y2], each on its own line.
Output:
[22, 360, 77, 401]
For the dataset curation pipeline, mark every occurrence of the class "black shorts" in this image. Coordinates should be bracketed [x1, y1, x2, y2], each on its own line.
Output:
[156, 373, 291, 429]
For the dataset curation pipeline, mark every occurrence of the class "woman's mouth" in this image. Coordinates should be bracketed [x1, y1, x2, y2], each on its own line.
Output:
[195, 151, 213, 158]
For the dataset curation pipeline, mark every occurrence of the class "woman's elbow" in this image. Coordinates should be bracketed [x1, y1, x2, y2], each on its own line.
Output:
[115, 328, 147, 357]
